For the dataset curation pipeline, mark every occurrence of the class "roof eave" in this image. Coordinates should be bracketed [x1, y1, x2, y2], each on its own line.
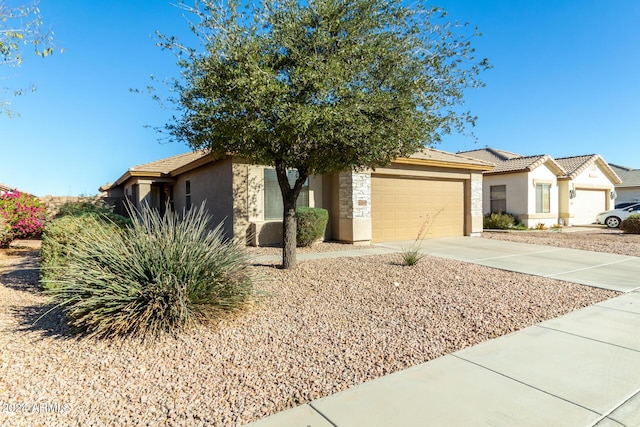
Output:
[393, 157, 494, 171]
[170, 153, 220, 176]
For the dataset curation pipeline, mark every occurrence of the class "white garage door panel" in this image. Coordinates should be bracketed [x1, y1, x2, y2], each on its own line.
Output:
[371, 175, 465, 242]
[573, 189, 606, 225]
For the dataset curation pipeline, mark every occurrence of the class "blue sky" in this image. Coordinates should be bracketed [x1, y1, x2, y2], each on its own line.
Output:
[1, 0, 639, 196]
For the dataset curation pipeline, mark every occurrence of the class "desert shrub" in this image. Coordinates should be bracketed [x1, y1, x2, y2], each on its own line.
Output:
[400, 248, 424, 266]
[534, 222, 547, 230]
[46, 203, 254, 338]
[296, 207, 329, 247]
[0, 191, 47, 247]
[621, 214, 640, 234]
[55, 200, 131, 227]
[483, 212, 522, 230]
[40, 215, 125, 290]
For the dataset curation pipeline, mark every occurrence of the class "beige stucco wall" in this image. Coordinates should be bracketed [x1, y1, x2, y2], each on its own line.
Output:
[484, 164, 560, 228]
[560, 162, 616, 225]
[245, 164, 325, 246]
[174, 157, 235, 238]
[482, 172, 528, 217]
[523, 164, 559, 228]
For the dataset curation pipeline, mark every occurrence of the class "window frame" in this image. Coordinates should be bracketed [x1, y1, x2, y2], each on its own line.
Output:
[489, 185, 507, 214]
[263, 168, 309, 220]
[535, 183, 551, 214]
[185, 180, 191, 211]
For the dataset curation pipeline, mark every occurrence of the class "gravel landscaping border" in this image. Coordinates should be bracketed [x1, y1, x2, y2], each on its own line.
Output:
[1, 235, 622, 427]
[482, 227, 640, 257]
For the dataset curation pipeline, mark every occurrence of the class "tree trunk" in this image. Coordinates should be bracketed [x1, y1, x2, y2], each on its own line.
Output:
[281, 191, 298, 269]
[275, 159, 307, 269]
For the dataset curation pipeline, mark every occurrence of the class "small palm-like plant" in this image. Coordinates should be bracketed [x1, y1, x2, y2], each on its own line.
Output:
[400, 206, 445, 266]
[47, 202, 253, 338]
[400, 248, 424, 266]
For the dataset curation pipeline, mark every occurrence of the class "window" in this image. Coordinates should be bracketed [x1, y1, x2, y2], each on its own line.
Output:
[131, 184, 139, 208]
[264, 169, 309, 220]
[536, 183, 551, 213]
[490, 185, 506, 213]
[185, 180, 191, 210]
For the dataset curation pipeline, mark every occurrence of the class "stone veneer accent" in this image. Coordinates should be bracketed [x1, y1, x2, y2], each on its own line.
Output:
[471, 175, 483, 217]
[338, 172, 371, 219]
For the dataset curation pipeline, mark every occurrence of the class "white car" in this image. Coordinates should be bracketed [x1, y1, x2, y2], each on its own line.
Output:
[596, 203, 640, 228]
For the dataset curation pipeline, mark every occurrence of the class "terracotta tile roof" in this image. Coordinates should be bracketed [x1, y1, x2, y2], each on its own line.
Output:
[99, 150, 213, 191]
[129, 150, 210, 174]
[456, 148, 523, 164]
[555, 154, 622, 184]
[610, 164, 640, 187]
[486, 154, 566, 175]
[408, 147, 494, 167]
[555, 155, 597, 177]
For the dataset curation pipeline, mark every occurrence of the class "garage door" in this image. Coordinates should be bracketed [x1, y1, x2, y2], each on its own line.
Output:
[371, 175, 465, 242]
[573, 189, 606, 225]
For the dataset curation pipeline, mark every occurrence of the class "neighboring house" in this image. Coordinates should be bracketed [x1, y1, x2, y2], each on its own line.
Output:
[609, 164, 640, 204]
[100, 148, 493, 245]
[460, 148, 621, 227]
[555, 155, 622, 225]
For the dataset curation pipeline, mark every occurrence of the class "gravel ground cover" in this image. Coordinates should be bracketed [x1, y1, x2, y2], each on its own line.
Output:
[245, 241, 372, 256]
[0, 239, 619, 427]
[482, 227, 640, 257]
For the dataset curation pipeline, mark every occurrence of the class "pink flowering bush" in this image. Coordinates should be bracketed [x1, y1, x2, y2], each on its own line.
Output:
[0, 191, 47, 247]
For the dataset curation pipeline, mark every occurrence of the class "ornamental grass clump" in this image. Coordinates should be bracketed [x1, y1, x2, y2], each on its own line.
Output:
[47, 202, 254, 338]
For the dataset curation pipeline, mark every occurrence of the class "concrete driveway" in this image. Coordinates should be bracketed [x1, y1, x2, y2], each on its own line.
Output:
[376, 237, 640, 292]
[247, 237, 640, 427]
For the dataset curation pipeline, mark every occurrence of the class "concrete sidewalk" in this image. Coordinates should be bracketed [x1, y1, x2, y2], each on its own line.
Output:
[246, 238, 640, 427]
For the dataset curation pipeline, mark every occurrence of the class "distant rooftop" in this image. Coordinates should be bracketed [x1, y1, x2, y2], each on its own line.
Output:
[610, 163, 640, 187]
[456, 148, 523, 164]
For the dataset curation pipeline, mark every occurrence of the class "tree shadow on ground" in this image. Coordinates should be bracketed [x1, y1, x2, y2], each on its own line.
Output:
[0, 249, 41, 293]
[10, 302, 76, 340]
[1, 248, 79, 340]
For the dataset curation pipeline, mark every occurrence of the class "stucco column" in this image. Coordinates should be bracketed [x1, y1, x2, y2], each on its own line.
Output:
[232, 163, 250, 243]
[558, 180, 572, 226]
[337, 171, 372, 244]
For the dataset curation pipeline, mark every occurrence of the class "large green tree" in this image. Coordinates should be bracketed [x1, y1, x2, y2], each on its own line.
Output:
[158, 0, 489, 268]
[1, 0, 56, 115]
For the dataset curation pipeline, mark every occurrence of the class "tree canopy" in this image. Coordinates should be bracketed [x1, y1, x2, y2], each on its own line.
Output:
[157, 0, 489, 268]
[1, 0, 57, 115]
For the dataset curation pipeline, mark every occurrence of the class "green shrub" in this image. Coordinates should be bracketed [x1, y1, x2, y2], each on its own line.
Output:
[40, 215, 124, 290]
[0, 216, 12, 247]
[296, 207, 329, 247]
[46, 203, 254, 338]
[55, 200, 131, 227]
[56, 200, 109, 217]
[483, 212, 522, 230]
[621, 214, 640, 234]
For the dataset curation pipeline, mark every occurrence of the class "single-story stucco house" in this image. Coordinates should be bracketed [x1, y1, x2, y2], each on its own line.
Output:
[459, 148, 622, 227]
[100, 148, 493, 245]
[609, 164, 640, 204]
